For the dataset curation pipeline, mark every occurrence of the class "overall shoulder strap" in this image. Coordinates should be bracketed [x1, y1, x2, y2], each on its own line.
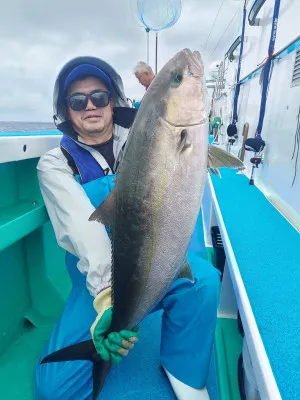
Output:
[60, 145, 79, 176]
[60, 134, 106, 184]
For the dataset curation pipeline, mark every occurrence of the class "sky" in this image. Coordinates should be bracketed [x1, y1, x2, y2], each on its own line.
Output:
[0, 0, 244, 122]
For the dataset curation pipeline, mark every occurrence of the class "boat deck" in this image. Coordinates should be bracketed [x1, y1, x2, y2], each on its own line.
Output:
[210, 168, 300, 400]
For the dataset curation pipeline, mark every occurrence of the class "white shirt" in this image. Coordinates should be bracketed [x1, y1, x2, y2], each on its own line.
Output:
[37, 124, 129, 298]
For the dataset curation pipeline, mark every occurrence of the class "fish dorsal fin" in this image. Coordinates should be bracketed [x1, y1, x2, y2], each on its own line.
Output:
[177, 261, 195, 282]
[208, 144, 245, 177]
[89, 189, 116, 226]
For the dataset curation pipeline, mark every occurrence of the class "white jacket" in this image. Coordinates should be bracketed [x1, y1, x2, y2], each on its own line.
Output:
[37, 124, 129, 298]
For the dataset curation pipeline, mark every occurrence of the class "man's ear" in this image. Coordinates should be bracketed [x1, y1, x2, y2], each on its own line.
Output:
[59, 101, 69, 120]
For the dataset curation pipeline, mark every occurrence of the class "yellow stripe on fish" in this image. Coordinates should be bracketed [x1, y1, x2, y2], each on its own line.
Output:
[167, 96, 181, 121]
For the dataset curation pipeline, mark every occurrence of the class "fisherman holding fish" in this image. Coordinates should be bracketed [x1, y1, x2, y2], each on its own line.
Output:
[35, 51, 242, 400]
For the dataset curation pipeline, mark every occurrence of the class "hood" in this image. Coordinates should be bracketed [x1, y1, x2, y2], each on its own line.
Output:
[53, 55, 137, 138]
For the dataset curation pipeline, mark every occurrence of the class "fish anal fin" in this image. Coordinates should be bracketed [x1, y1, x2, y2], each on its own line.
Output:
[89, 188, 117, 226]
[178, 261, 195, 282]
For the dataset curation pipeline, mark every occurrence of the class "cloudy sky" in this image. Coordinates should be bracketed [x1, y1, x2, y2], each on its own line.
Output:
[0, 0, 244, 122]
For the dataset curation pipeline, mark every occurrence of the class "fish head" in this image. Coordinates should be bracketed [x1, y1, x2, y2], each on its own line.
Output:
[148, 48, 207, 128]
[143, 48, 208, 160]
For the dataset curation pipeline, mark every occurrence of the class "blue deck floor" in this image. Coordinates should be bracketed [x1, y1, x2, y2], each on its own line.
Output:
[211, 169, 300, 400]
[99, 311, 219, 399]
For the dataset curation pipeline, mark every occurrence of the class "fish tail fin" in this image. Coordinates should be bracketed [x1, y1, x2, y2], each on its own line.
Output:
[40, 340, 96, 363]
[40, 339, 111, 400]
[92, 357, 111, 399]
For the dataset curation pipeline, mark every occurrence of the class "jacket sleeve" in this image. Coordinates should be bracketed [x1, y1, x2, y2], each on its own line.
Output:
[37, 148, 112, 298]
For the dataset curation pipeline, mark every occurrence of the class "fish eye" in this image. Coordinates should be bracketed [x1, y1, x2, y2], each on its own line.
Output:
[174, 72, 183, 83]
[170, 71, 183, 87]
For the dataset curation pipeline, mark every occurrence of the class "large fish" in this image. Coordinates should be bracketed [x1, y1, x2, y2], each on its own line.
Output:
[41, 48, 244, 398]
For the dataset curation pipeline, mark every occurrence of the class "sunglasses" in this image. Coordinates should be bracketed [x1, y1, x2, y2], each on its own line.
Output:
[66, 90, 111, 111]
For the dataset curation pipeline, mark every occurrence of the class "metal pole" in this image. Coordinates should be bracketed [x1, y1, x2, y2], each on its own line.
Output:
[240, 122, 249, 162]
[155, 32, 158, 74]
[146, 28, 150, 65]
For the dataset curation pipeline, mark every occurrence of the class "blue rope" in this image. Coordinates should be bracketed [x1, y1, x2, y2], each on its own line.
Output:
[239, 36, 300, 85]
[232, 2, 247, 125]
[255, 0, 281, 138]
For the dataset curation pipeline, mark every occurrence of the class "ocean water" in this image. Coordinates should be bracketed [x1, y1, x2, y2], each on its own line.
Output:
[0, 121, 57, 132]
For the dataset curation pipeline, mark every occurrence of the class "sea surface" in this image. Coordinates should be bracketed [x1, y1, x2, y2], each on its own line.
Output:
[0, 121, 57, 132]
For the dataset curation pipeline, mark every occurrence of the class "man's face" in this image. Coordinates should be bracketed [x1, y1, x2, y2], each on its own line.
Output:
[135, 71, 152, 88]
[67, 76, 114, 138]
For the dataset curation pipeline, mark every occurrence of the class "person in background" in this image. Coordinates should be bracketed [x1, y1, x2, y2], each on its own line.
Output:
[133, 61, 155, 91]
[132, 61, 156, 109]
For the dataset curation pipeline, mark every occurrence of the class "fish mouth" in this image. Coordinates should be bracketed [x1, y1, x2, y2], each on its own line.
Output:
[183, 49, 204, 78]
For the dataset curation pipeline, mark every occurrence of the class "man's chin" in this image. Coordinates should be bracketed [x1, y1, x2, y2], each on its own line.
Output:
[84, 122, 104, 134]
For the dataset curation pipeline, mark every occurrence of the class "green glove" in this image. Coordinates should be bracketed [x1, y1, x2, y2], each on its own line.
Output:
[90, 287, 140, 364]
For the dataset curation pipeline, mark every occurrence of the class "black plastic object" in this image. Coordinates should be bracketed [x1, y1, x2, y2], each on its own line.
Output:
[225, 36, 242, 62]
[238, 353, 246, 400]
[237, 310, 244, 337]
[250, 156, 262, 168]
[248, 0, 267, 26]
[211, 226, 226, 279]
[227, 123, 238, 137]
[244, 137, 265, 153]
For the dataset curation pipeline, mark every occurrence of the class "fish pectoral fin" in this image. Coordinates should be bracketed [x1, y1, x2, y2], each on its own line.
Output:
[208, 144, 245, 176]
[178, 261, 195, 282]
[89, 188, 116, 226]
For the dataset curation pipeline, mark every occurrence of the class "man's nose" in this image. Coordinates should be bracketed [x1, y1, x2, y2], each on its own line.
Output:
[86, 97, 96, 110]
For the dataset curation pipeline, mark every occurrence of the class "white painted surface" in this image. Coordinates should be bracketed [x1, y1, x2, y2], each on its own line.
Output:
[236, 50, 300, 230]
[240, 0, 299, 79]
[0, 135, 62, 163]
[217, 260, 238, 319]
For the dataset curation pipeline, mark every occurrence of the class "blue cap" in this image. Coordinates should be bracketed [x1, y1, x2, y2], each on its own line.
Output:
[63, 64, 116, 96]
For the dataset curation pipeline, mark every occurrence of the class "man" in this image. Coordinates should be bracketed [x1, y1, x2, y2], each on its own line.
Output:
[133, 61, 155, 91]
[34, 55, 220, 400]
